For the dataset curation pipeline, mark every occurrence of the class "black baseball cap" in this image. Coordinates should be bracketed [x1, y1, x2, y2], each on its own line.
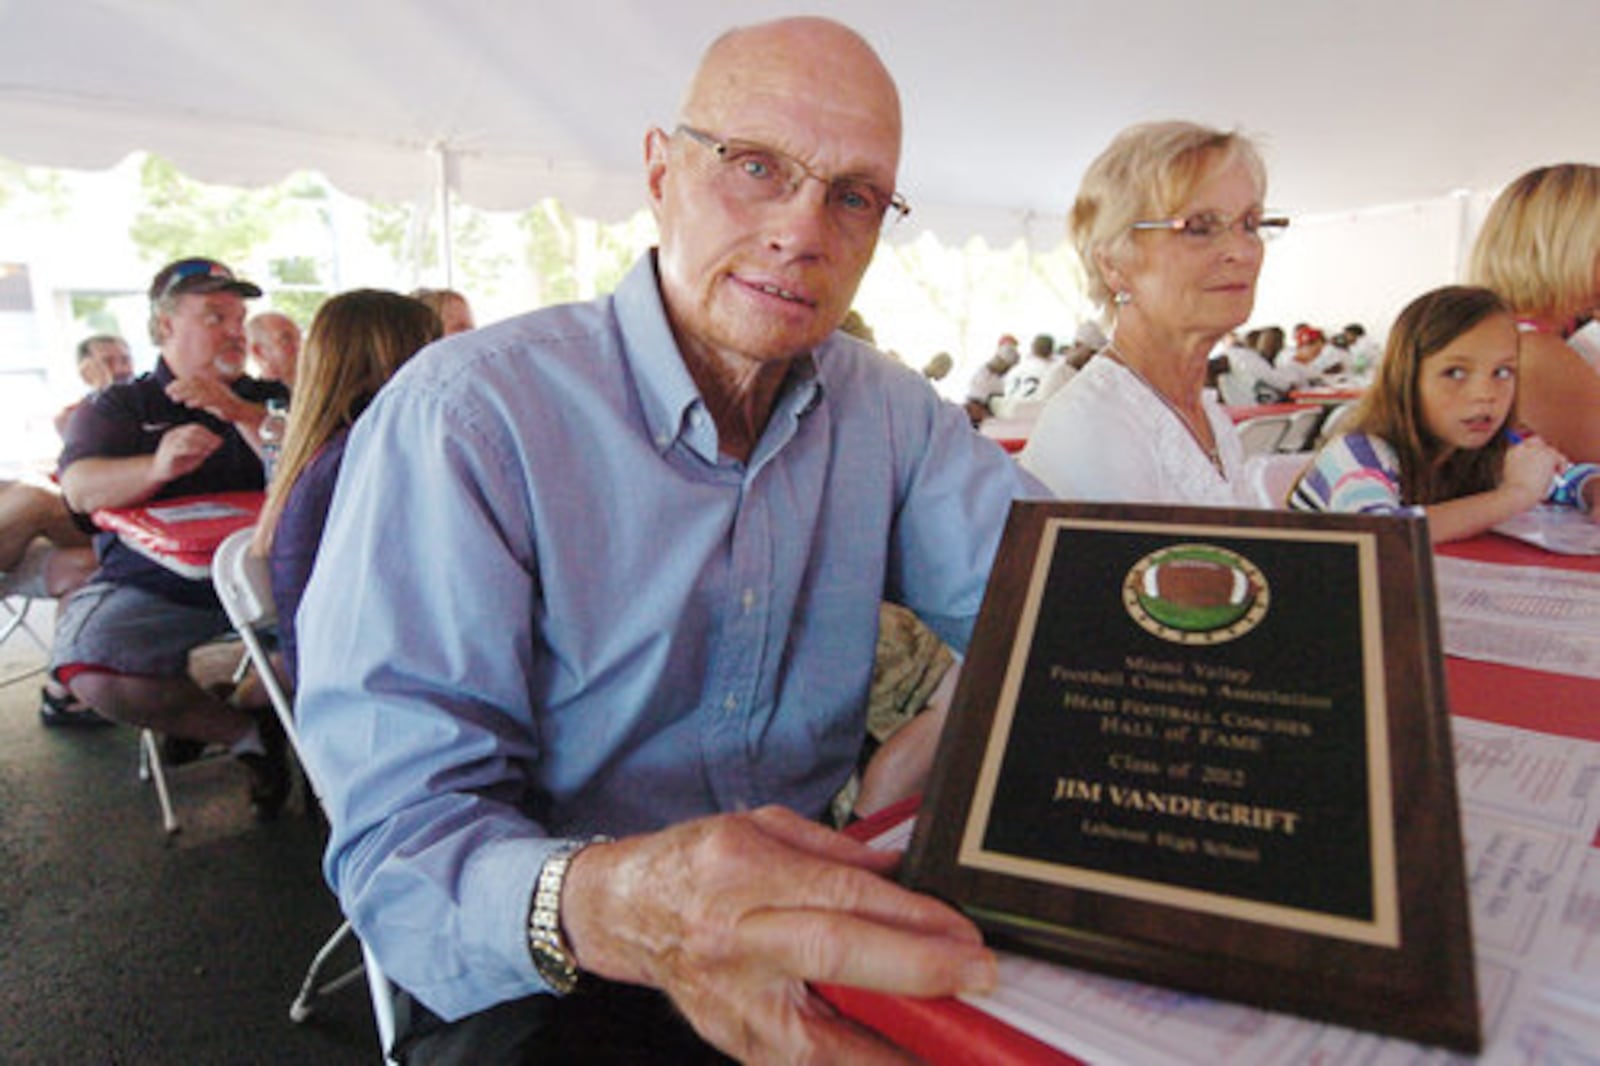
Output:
[148, 257, 263, 303]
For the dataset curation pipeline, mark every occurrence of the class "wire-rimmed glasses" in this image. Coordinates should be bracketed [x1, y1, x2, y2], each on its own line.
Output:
[675, 124, 910, 234]
[1130, 210, 1289, 242]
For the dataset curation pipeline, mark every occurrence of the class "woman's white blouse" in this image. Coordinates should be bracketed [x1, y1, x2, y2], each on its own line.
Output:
[1018, 355, 1252, 505]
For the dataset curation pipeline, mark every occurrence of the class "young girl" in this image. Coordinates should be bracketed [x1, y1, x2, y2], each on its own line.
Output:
[1290, 285, 1598, 543]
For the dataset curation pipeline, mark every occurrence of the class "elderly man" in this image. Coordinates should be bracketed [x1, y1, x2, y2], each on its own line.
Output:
[53, 257, 290, 816]
[297, 18, 1041, 1062]
[245, 310, 301, 387]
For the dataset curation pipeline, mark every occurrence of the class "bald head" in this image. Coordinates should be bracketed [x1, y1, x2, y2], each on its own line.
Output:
[246, 311, 301, 385]
[682, 17, 902, 177]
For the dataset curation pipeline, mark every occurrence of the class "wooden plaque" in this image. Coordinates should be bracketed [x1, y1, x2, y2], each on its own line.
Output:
[904, 501, 1479, 1052]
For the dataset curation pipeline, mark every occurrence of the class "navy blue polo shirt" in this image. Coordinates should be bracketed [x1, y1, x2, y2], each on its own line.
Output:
[58, 358, 290, 607]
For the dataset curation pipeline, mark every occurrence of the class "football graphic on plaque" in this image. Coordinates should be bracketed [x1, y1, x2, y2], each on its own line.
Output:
[1123, 544, 1269, 644]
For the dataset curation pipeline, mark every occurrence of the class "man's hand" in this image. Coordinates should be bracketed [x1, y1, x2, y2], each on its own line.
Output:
[166, 376, 260, 429]
[152, 424, 224, 484]
[563, 806, 997, 1064]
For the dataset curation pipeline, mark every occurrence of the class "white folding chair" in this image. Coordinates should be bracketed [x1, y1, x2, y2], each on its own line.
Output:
[0, 537, 54, 687]
[1274, 406, 1326, 453]
[1316, 401, 1360, 447]
[1246, 453, 1313, 509]
[137, 643, 248, 835]
[211, 527, 398, 1062]
[1235, 414, 1291, 458]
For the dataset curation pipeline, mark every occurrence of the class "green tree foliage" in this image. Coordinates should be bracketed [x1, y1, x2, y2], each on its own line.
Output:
[267, 256, 327, 325]
[884, 232, 1087, 362]
[129, 155, 283, 269]
[68, 294, 119, 335]
[518, 200, 654, 308]
[0, 159, 70, 220]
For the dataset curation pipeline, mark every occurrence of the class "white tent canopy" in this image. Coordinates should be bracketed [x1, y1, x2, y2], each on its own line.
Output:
[5, 0, 1597, 248]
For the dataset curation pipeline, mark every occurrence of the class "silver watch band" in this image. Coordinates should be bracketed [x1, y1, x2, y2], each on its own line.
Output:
[526, 835, 610, 995]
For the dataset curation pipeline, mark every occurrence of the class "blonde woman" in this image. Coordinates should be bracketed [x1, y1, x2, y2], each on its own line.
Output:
[1468, 164, 1600, 462]
[1020, 121, 1287, 503]
[254, 290, 441, 683]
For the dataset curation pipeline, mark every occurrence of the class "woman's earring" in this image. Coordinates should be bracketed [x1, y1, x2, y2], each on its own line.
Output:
[1113, 290, 1133, 307]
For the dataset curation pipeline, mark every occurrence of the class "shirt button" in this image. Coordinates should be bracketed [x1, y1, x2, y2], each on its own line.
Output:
[723, 694, 737, 712]
[741, 588, 755, 613]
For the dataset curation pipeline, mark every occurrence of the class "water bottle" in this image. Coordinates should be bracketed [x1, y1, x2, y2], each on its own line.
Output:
[259, 398, 288, 483]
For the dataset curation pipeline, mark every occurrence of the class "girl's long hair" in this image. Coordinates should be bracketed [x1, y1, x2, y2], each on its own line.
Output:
[1345, 285, 1513, 504]
[254, 290, 441, 552]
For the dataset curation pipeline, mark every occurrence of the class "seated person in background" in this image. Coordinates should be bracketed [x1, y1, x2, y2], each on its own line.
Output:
[252, 290, 441, 686]
[962, 333, 1021, 424]
[1290, 286, 1597, 542]
[410, 287, 476, 335]
[54, 333, 136, 435]
[51, 257, 291, 816]
[245, 310, 302, 388]
[4, 471, 105, 727]
[294, 17, 1041, 1061]
[1339, 322, 1381, 378]
[1225, 326, 1313, 403]
[13, 334, 138, 727]
[1020, 120, 1284, 505]
[1299, 326, 1349, 377]
[7, 330, 127, 577]
[1255, 323, 1286, 363]
[1003, 333, 1059, 400]
[838, 308, 876, 344]
[828, 602, 958, 827]
[993, 332, 1076, 421]
[1467, 163, 1600, 463]
[0, 479, 91, 580]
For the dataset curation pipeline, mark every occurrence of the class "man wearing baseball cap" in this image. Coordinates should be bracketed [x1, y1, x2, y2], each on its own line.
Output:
[52, 256, 292, 819]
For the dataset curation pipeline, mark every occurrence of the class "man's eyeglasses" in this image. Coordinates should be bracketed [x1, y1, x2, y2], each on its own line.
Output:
[675, 125, 910, 233]
[1129, 211, 1290, 242]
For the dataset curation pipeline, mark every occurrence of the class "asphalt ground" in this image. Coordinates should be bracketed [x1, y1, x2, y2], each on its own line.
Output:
[0, 599, 379, 1064]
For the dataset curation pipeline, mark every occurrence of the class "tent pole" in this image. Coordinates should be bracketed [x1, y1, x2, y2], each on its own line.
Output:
[432, 143, 455, 288]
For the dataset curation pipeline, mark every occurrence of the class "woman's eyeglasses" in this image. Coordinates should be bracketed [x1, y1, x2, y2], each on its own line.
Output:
[1130, 211, 1290, 241]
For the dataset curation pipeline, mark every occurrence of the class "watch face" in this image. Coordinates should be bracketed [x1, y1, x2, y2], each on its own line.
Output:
[530, 932, 579, 994]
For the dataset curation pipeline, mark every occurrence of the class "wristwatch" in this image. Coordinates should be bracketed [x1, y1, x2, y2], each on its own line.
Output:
[526, 836, 609, 995]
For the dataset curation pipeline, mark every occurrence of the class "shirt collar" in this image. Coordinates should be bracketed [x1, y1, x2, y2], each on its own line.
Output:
[614, 253, 702, 456]
[614, 251, 823, 460]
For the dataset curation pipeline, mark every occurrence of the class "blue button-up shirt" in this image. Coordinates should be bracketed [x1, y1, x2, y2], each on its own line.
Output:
[295, 253, 1045, 1019]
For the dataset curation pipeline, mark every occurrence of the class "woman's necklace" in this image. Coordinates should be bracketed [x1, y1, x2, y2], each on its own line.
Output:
[1103, 343, 1226, 479]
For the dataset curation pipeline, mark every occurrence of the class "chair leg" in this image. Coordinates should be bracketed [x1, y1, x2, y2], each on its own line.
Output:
[0, 596, 52, 687]
[290, 919, 366, 1023]
[362, 939, 400, 1064]
[139, 728, 181, 835]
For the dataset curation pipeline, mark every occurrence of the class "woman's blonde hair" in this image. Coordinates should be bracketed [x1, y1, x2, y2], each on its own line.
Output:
[1344, 285, 1513, 504]
[1070, 120, 1266, 309]
[1467, 164, 1600, 326]
[255, 289, 441, 552]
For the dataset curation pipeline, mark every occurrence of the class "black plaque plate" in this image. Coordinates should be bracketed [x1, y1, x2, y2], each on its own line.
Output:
[903, 501, 1479, 1052]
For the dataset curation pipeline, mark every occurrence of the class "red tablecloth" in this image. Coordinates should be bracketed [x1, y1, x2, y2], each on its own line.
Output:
[1289, 386, 1365, 404]
[1223, 401, 1319, 424]
[826, 530, 1600, 1063]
